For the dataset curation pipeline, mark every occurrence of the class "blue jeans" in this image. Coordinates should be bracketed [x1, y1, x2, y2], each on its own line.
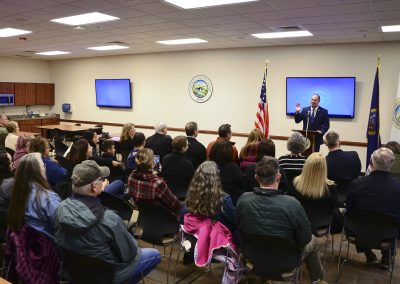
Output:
[104, 180, 125, 197]
[128, 248, 161, 283]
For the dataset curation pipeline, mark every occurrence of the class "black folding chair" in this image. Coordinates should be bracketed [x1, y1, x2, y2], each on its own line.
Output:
[164, 176, 189, 200]
[99, 191, 135, 229]
[55, 155, 73, 173]
[62, 249, 114, 284]
[240, 233, 302, 282]
[336, 209, 399, 283]
[300, 200, 334, 266]
[135, 200, 180, 284]
[55, 140, 68, 156]
[5, 147, 14, 160]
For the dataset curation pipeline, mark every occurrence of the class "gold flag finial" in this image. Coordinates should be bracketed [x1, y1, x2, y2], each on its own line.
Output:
[265, 59, 270, 65]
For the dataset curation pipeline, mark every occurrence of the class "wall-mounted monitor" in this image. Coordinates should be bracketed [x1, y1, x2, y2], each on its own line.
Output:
[286, 77, 356, 118]
[95, 79, 132, 108]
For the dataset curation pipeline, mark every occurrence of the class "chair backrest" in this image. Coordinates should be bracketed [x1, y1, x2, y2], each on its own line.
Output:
[344, 209, 399, 249]
[164, 176, 189, 200]
[99, 191, 133, 222]
[241, 233, 302, 280]
[136, 200, 179, 246]
[299, 200, 333, 236]
[55, 155, 73, 172]
[55, 140, 68, 156]
[5, 147, 15, 159]
[0, 133, 7, 150]
[0, 209, 7, 242]
[63, 249, 114, 284]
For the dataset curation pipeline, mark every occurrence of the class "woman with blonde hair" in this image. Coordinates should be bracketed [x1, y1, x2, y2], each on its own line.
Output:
[239, 128, 264, 170]
[119, 123, 135, 152]
[292, 152, 343, 234]
[185, 161, 235, 233]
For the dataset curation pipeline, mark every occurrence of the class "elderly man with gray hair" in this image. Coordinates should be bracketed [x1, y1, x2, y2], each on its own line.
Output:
[346, 147, 400, 268]
[54, 160, 161, 283]
[145, 122, 172, 161]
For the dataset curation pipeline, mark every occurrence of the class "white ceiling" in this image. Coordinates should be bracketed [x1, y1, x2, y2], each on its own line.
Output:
[0, 0, 399, 60]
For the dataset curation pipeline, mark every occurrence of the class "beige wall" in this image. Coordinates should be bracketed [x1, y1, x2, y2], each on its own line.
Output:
[49, 41, 400, 169]
[0, 57, 52, 115]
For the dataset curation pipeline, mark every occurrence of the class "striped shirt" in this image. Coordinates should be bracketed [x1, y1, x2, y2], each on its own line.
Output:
[278, 154, 306, 172]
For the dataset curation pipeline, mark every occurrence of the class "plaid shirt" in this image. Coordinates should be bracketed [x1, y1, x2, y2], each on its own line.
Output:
[127, 171, 181, 213]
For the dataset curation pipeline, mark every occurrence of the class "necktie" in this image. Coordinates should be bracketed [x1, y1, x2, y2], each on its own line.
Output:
[310, 109, 315, 124]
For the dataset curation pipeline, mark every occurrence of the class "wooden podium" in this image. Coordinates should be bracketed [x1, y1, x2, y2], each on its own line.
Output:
[292, 129, 320, 157]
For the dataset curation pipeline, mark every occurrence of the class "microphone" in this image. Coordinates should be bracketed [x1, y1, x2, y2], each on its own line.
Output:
[307, 110, 311, 117]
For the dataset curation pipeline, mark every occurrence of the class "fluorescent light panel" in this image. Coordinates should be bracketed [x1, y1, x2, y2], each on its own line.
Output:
[164, 0, 258, 9]
[87, 45, 129, 51]
[381, 25, 400, 32]
[252, 31, 313, 39]
[35, 51, 70, 56]
[0, 28, 31, 37]
[51, 12, 119, 26]
[157, 38, 207, 45]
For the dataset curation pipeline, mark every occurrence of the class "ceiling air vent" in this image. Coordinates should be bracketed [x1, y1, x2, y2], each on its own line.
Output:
[14, 54, 32, 57]
[107, 41, 127, 45]
[271, 26, 304, 32]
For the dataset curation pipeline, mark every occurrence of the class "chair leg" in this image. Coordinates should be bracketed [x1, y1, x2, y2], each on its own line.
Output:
[335, 231, 346, 283]
[166, 235, 178, 284]
[323, 235, 329, 267]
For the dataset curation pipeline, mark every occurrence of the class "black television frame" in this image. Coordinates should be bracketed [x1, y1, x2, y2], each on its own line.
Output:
[286, 76, 356, 119]
[95, 78, 132, 109]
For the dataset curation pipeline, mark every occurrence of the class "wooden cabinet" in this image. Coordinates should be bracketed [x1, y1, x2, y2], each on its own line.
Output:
[0, 82, 14, 94]
[18, 119, 42, 133]
[41, 118, 60, 125]
[14, 83, 37, 106]
[36, 83, 55, 105]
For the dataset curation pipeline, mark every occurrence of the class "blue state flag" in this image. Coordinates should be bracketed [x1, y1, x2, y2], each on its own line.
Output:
[366, 66, 381, 170]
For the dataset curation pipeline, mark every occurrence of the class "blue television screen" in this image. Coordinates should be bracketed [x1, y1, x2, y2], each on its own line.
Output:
[95, 79, 132, 108]
[286, 77, 356, 118]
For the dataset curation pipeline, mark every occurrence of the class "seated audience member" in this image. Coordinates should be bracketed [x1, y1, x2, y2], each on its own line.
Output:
[278, 132, 306, 189]
[0, 114, 8, 135]
[161, 136, 194, 199]
[386, 141, 400, 179]
[8, 153, 61, 240]
[63, 135, 83, 158]
[54, 160, 161, 284]
[127, 148, 185, 216]
[0, 152, 14, 212]
[244, 139, 289, 192]
[184, 121, 206, 170]
[207, 123, 239, 163]
[119, 123, 136, 154]
[186, 161, 236, 235]
[126, 132, 146, 171]
[67, 139, 125, 197]
[12, 135, 32, 171]
[83, 131, 117, 168]
[292, 152, 343, 234]
[236, 156, 326, 284]
[239, 128, 263, 171]
[100, 140, 126, 182]
[5, 121, 20, 151]
[346, 147, 400, 267]
[30, 136, 67, 189]
[210, 140, 245, 205]
[145, 122, 172, 162]
[325, 131, 361, 191]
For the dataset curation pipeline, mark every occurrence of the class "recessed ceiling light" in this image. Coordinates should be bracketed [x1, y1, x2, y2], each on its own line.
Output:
[164, 0, 258, 9]
[381, 25, 400, 32]
[87, 45, 130, 51]
[157, 38, 207, 45]
[51, 12, 119, 26]
[252, 31, 313, 39]
[0, 28, 32, 37]
[35, 51, 70, 56]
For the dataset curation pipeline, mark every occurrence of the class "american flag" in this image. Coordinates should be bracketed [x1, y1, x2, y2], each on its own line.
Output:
[255, 64, 269, 139]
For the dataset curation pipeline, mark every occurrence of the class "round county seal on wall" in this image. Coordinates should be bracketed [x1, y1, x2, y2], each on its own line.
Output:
[188, 75, 213, 103]
[393, 98, 400, 129]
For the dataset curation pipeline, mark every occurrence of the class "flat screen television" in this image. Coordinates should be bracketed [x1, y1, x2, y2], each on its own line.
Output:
[286, 77, 356, 118]
[95, 79, 132, 108]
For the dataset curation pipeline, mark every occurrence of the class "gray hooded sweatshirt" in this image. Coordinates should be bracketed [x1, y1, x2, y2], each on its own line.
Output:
[54, 195, 141, 283]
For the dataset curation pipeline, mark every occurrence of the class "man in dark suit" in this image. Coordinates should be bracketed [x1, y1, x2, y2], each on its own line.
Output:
[145, 122, 172, 162]
[325, 131, 361, 194]
[183, 121, 206, 170]
[346, 147, 400, 268]
[294, 94, 330, 151]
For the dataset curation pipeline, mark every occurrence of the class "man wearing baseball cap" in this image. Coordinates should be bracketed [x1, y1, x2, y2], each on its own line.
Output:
[54, 160, 161, 283]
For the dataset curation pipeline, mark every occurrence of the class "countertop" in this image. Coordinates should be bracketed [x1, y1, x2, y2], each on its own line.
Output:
[8, 114, 60, 121]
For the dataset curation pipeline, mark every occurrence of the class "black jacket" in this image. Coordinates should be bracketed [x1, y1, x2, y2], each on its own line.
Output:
[161, 151, 194, 199]
[294, 106, 329, 147]
[145, 133, 172, 161]
[184, 136, 206, 170]
[346, 171, 400, 226]
[219, 162, 246, 205]
[326, 149, 361, 188]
